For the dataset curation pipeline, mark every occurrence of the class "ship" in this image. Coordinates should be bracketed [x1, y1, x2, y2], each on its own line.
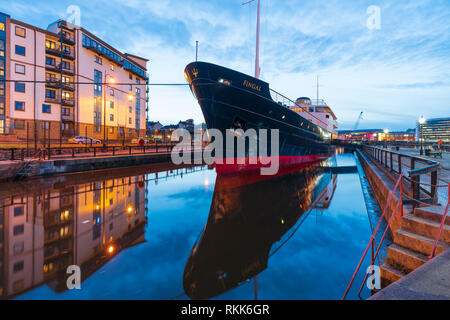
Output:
[184, 1, 337, 175]
[183, 161, 337, 299]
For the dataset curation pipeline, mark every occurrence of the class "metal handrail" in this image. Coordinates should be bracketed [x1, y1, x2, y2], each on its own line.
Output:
[429, 183, 450, 260]
[342, 174, 404, 300]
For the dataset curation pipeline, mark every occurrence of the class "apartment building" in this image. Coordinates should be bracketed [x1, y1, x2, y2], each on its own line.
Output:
[0, 12, 148, 143]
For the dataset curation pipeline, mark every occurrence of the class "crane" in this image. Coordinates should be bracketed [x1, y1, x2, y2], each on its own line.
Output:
[354, 112, 364, 130]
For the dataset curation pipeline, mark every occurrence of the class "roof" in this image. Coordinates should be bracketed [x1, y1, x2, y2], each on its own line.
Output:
[337, 129, 384, 134]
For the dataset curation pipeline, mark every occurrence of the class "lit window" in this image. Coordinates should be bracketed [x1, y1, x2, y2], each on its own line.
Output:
[110, 114, 114, 121]
[15, 26, 26, 38]
[110, 64, 114, 71]
[0, 22, 5, 31]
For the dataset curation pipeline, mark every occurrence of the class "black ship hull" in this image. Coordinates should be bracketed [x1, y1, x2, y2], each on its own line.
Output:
[185, 62, 334, 174]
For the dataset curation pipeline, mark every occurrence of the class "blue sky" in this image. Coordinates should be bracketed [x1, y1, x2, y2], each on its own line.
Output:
[2, 0, 449, 130]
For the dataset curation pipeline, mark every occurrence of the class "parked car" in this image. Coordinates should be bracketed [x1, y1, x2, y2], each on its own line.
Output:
[149, 137, 163, 144]
[69, 136, 102, 144]
[131, 137, 149, 144]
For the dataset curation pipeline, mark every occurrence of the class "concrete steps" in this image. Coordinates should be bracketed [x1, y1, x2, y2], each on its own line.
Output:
[394, 229, 449, 257]
[402, 214, 450, 242]
[380, 208, 450, 288]
[415, 206, 450, 225]
[380, 263, 406, 287]
[387, 244, 428, 272]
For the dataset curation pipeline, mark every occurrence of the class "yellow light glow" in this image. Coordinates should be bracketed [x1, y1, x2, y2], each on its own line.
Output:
[127, 205, 133, 214]
[95, 204, 100, 210]
[107, 245, 115, 254]
[108, 77, 116, 84]
[128, 94, 134, 101]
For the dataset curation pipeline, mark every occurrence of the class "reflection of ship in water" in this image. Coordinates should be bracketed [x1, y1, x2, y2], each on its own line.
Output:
[183, 162, 338, 300]
[0, 163, 206, 299]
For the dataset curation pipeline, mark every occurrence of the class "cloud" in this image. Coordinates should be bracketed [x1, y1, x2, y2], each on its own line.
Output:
[0, 0, 448, 130]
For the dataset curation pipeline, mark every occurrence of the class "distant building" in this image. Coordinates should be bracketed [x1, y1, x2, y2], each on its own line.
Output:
[416, 117, 450, 143]
[385, 129, 415, 142]
[146, 121, 162, 136]
[177, 119, 194, 133]
[337, 129, 383, 142]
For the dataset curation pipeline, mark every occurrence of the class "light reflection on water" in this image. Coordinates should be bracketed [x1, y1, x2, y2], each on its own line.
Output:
[1, 154, 378, 300]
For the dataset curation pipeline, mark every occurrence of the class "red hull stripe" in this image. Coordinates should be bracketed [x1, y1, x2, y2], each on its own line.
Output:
[214, 154, 332, 175]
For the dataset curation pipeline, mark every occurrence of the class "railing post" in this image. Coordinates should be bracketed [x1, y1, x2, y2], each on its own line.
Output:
[431, 171, 437, 203]
[129, 146, 132, 155]
[94, 147, 96, 157]
[398, 154, 402, 175]
[112, 146, 115, 156]
[385, 150, 388, 168]
[390, 152, 393, 171]
[72, 148, 75, 158]
[48, 147, 51, 160]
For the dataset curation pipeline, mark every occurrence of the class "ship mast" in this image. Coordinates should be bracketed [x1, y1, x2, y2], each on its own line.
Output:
[243, 0, 261, 79]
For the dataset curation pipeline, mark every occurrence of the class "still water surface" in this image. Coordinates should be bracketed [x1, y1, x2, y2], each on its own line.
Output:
[1, 154, 379, 300]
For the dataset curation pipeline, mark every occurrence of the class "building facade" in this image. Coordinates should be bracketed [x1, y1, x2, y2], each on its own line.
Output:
[0, 12, 148, 143]
[416, 117, 450, 143]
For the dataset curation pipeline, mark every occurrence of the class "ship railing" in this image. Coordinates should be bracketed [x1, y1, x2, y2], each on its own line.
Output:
[269, 88, 329, 128]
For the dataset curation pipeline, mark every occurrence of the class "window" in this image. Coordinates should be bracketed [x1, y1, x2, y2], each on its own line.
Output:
[42, 104, 51, 113]
[15, 26, 26, 38]
[13, 224, 25, 235]
[129, 106, 132, 113]
[15, 101, 25, 111]
[15, 83, 25, 93]
[15, 45, 26, 56]
[110, 64, 114, 71]
[94, 56, 102, 65]
[129, 73, 132, 80]
[13, 261, 24, 273]
[129, 118, 132, 124]
[13, 242, 24, 255]
[61, 61, 71, 70]
[14, 206, 24, 217]
[110, 89, 114, 96]
[0, 22, 5, 31]
[0, 39, 4, 57]
[14, 120, 25, 129]
[41, 122, 49, 130]
[110, 101, 114, 108]
[110, 114, 114, 121]
[45, 89, 56, 98]
[15, 64, 25, 74]
[45, 40, 56, 49]
[109, 127, 114, 134]
[62, 107, 70, 116]
[129, 85, 132, 91]
[46, 57, 55, 66]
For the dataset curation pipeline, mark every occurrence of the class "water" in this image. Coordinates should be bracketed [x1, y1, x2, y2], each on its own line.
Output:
[0, 154, 381, 300]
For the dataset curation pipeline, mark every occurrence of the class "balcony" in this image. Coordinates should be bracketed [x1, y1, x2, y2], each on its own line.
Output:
[62, 112, 74, 122]
[44, 96, 60, 104]
[59, 31, 75, 45]
[45, 75, 75, 91]
[62, 96, 75, 106]
[45, 63, 75, 76]
[46, 44, 75, 60]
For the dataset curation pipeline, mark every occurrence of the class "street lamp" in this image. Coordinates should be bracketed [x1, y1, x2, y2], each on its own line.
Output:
[419, 116, 426, 155]
[384, 129, 389, 148]
[103, 74, 115, 144]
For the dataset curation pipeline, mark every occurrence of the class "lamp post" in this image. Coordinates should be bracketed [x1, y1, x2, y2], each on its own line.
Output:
[419, 116, 426, 155]
[384, 129, 389, 148]
[103, 73, 115, 144]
